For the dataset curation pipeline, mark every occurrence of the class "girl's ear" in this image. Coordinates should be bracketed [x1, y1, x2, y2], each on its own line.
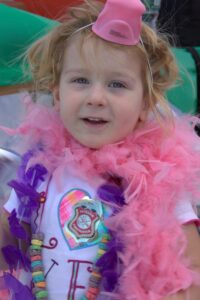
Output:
[52, 86, 60, 111]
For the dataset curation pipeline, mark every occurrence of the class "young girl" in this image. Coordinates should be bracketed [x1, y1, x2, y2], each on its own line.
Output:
[1, 0, 200, 299]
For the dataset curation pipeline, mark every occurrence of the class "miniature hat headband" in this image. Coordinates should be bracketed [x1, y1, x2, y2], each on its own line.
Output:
[92, 0, 146, 45]
[73, 0, 146, 46]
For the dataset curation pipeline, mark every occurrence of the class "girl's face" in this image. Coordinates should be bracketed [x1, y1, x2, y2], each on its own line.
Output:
[53, 37, 147, 148]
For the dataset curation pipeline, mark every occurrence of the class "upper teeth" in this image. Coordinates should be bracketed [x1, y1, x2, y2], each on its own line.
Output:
[87, 117, 103, 121]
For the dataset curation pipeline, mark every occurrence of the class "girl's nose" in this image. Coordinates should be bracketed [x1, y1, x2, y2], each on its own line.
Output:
[86, 84, 107, 106]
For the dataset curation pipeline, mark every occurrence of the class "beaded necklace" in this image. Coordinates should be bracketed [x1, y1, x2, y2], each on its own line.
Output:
[30, 179, 50, 300]
[30, 232, 48, 300]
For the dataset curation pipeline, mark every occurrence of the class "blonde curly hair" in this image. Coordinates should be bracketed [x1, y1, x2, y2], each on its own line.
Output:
[25, 0, 178, 124]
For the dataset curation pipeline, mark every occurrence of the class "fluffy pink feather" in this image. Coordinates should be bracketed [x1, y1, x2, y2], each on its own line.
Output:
[1, 102, 200, 299]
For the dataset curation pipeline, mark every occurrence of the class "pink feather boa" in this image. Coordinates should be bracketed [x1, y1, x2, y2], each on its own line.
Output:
[2, 101, 200, 299]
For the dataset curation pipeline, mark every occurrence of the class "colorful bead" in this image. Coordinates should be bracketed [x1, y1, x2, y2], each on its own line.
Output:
[31, 255, 42, 261]
[31, 261, 43, 270]
[30, 249, 42, 256]
[32, 232, 44, 240]
[91, 271, 101, 279]
[87, 287, 99, 295]
[32, 275, 45, 283]
[97, 248, 106, 255]
[35, 290, 48, 298]
[30, 244, 41, 250]
[98, 242, 107, 250]
[101, 233, 111, 240]
[31, 239, 43, 246]
[32, 266, 44, 272]
[32, 271, 44, 277]
[35, 282, 46, 288]
[85, 291, 97, 300]
[88, 277, 101, 287]
[32, 287, 45, 293]
[39, 191, 46, 203]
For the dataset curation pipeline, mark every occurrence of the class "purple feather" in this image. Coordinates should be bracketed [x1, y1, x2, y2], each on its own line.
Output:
[1, 272, 35, 300]
[97, 184, 125, 207]
[97, 236, 123, 270]
[8, 180, 40, 199]
[101, 270, 118, 292]
[17, 151, 47, 188]
[8, 152, 48, 219]
[96, 183, 124, 291]
[8, 180, 40, 218]
[1, 245, 30, 272]
[8, 210, 28, 240]
[17, 150, 33, 182]
[96, 234, 123, 292]
[25, 164, 47, 188]
[107, 238, 123, 252]
[96, 247, 118, 269]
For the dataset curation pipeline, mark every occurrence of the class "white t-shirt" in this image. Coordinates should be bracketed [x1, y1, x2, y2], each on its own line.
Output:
[4, 169, 199, 300]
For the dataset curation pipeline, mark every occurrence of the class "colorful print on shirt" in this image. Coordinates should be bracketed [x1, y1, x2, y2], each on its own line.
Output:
[58, 188, 107, 250]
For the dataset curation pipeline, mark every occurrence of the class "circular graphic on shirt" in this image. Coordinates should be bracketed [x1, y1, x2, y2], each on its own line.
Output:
[58, 188, 105, 250]
[77, 214, 92, 229]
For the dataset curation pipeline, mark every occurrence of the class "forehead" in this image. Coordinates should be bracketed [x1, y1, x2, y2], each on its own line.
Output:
[62, 34, 143, 75]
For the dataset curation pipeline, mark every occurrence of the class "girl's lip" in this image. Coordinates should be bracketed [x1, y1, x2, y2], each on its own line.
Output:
[81, 118, 109, 129]
[81, 117, 108, 122]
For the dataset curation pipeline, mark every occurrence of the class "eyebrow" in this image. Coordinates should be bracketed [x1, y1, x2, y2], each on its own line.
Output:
[63, 68, 137, 81]
[63, 68, 86, 74]
[109, 71, 136, 79]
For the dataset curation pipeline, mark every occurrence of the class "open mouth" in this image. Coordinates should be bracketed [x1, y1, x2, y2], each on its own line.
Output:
[82, 117, 108, 125]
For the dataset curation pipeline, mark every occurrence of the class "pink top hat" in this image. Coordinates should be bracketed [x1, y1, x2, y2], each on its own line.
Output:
[92, 0, 146, 45]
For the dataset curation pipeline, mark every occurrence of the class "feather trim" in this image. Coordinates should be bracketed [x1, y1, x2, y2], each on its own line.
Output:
[2, 101, 200, 299]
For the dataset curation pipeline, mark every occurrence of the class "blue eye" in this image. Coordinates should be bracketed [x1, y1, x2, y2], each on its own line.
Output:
[109, 81, 126, 88]
[72, 77, 89, 84]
